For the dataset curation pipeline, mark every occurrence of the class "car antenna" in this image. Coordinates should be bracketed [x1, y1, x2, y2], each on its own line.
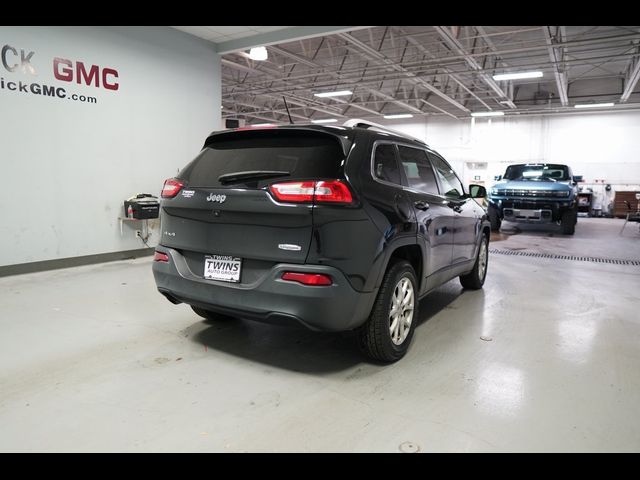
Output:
[282, 96, 294, 124]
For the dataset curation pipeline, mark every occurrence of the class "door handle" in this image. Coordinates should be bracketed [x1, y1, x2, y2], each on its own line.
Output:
[414, 201, 430, 211]
[448, 201, 462, 213]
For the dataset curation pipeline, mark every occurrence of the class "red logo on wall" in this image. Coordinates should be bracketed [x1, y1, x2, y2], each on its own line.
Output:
[53, 58, 119, 91]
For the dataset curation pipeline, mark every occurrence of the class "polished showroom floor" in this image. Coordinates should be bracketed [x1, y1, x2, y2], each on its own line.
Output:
[1, 218, 639, 452]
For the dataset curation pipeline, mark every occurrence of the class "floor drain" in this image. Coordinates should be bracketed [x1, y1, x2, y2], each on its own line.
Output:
[489, 249, 640, 266]
[399, 441, 421, 453]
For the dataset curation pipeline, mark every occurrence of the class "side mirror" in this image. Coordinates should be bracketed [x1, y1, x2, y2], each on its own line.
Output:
[469, 184, 487, 198]
[494, 175, 502, 181]
[572, 175, 583, 183]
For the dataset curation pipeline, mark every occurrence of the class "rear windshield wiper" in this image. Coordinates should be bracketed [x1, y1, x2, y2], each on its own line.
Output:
[218, 170, 290, 185]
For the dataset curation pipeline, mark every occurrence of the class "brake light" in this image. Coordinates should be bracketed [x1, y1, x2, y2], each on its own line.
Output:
[281, 272, 333, 286]
[154, 251, 169, 262]
[269, 180, 353, 204]
[314, 181, 353, 203]
[270, 181, 316, 202]
[161, 178, 184, 198]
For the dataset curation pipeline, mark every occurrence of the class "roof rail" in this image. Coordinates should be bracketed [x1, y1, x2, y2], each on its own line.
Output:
[342, 118, 427, 145]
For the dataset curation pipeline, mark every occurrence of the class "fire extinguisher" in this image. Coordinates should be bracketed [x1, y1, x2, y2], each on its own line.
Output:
[127, 204, 134, 219]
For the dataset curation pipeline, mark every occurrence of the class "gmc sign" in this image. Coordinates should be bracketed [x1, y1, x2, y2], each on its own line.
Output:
[1, 43, 119, 91]
[54, 58, 119, 91]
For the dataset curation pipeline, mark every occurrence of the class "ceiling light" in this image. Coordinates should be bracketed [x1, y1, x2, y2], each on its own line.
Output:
[251, 123, 276, 127]
[470, 111, 505, 117]
[383, 114, 414, 119]
[314, 90, 353, 98]
[311, 118, 338, 124]
[574, 102, 615, 109]
[493, 71, 543, 81]
[248, 46, 268, 61]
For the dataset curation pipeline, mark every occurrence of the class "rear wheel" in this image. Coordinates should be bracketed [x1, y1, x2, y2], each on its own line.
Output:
[191, 306, 235, 322]
[460, 235, 489, 290]
[357, 260, 418, 363]
[488, 207, 501, 232]
[560, 210, 577, 235]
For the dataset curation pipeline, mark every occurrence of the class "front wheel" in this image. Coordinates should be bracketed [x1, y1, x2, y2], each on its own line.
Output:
[460, 234, 489, 290]
[488, 207, 502, 232]
[560, 210, 577, 235]
[357, 260, 418, 363]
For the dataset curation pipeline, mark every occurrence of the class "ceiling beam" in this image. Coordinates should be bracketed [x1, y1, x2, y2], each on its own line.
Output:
[401, 29, 492, 110]
[475, 26, 510, 69]
[621, 42, 640, 103]
[267, 45, 383, 117]
[434, 26, 516, 109]
[263, 93, 346, 118]
[215, 26, 375, 54]
[337, 32, 469, 113]
[542, 26, 569, 106]
[363, 88, 425, 115]
[233, 101, 310, 121]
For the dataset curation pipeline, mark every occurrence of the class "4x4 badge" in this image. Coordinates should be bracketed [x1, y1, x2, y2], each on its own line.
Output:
[207, 193, 226, 203]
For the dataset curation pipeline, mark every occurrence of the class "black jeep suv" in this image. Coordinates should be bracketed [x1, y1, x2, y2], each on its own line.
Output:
[153, 121, 491, 362]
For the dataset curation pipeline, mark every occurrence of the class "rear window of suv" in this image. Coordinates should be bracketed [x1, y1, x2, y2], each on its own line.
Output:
[178, 130, 347, 188]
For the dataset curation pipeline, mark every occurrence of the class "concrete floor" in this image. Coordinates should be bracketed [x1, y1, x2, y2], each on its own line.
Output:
[1, 217, 639, 452]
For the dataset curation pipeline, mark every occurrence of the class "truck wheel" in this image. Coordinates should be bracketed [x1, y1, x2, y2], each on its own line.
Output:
[357, 260, 418, 363]
[191, 306, 235, 322]
[488, 207, 501, 232]
[560, 211, 577, 235]
[460, 234, 489, 290]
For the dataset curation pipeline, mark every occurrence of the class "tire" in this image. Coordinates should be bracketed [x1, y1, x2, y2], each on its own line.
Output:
[488, 207, 502, 232]
[460, 234, 489, 290]
[191, 305, 234, 322]
[357, 260, 419, 363]
[560, 210, 577, 235]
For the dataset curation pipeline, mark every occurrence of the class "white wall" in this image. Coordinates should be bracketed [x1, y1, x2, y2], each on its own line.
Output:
[381, 111, 640, 212]
[0, 26, 221, 267]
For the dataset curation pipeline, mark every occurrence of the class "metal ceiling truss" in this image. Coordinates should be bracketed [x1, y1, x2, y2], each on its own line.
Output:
[221, 26, 640, 124]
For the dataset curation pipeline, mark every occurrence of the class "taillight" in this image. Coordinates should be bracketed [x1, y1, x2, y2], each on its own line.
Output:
[161, 178, 184, 198]
[281, 272, 333, 286]
[154, 251, 169, 262]
[270, 181, 316, 203]
[269, 180, 353, 204]
[313, 181, 353, 203]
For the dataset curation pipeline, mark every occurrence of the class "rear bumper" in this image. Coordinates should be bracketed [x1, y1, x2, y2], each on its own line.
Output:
[152, 247, 377, 332]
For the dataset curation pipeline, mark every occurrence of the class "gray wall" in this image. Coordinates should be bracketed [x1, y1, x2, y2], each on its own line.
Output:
[0, 26, 221, 267]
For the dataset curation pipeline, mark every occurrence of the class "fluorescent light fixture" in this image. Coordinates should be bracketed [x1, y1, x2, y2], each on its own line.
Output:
[574, 102, 615, 109]
[251, 123, 276, 127]
[493, 71, 543, 81]
[383, 114, 414, 119]
[311, 118, 338, 124]
[248, 46, 268, 61]
[470, 111, 505, 117]
[314, 90, 353, 98]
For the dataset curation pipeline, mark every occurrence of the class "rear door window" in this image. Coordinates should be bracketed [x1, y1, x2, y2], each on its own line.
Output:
[179, 130, 346, 187]
[373, 143, 402, 185]
[398, 146, 439, 195]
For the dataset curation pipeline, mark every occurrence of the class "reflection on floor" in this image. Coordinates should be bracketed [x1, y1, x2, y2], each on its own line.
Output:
[0, 217, 639, 452]
[491, 217, 640, 260]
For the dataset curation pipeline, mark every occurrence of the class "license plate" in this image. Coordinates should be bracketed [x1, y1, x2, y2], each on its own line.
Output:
[204, 255, 242, 283]
[517, 209, 540, 218]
